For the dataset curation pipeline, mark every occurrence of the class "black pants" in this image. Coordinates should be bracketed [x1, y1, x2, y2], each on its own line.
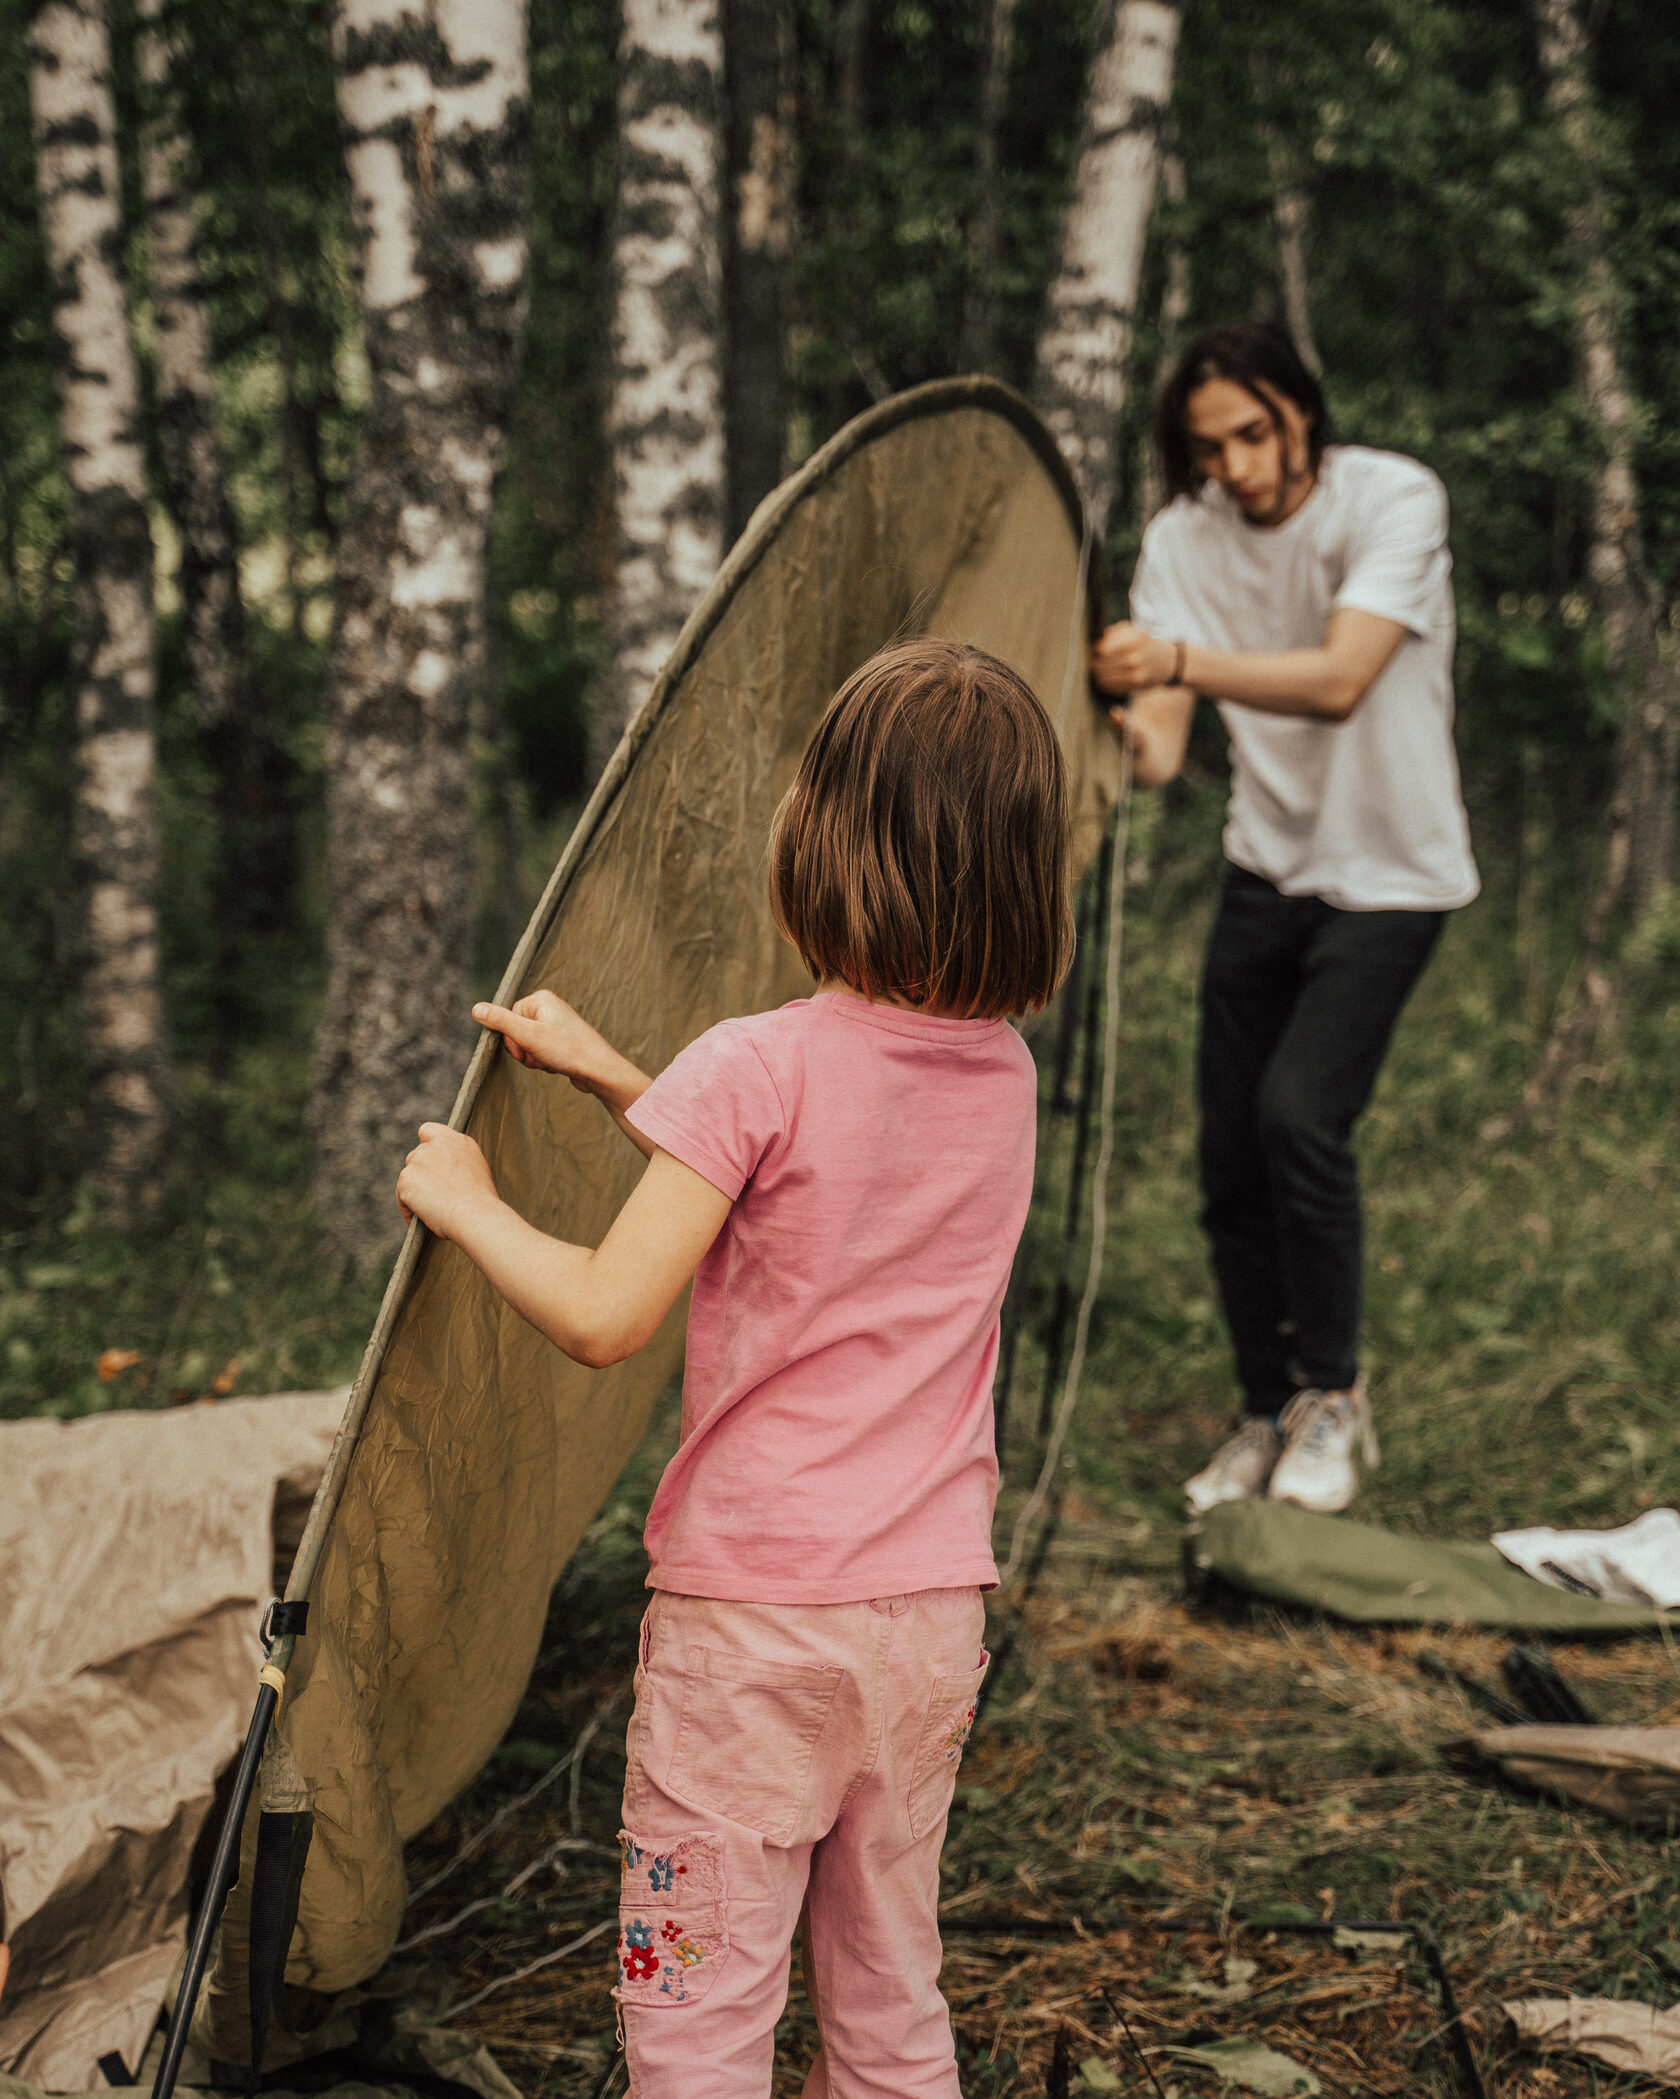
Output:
[1198, 867, 1444, 1417]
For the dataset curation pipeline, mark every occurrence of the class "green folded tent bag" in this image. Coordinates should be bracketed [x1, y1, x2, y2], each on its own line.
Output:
[1189, 1500, 1669, 1635]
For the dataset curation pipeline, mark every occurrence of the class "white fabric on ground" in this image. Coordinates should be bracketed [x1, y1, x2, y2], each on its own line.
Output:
[1491, 1507, 1680, 1610]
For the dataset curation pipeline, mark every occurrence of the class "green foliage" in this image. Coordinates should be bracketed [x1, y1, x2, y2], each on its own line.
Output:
[788, 0, 1090, 432]
[0, 1012, 380, 1420]
[6, 0, 1680, 1219]
[491, 0, 617, 817]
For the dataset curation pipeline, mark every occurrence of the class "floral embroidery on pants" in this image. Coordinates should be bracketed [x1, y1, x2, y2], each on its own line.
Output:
[615, 1829, 729, 2007]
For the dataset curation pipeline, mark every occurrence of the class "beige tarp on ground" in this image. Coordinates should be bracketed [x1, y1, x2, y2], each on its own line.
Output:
[203, 379, 1119, 2055]
[0, 1392, 346, 2089]
[1463, 1722, 1680, 1825]
[1502, 1997, 1680, 2079]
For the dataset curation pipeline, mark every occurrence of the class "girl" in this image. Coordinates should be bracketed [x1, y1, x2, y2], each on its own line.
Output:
[396, 638, 1072, 2097]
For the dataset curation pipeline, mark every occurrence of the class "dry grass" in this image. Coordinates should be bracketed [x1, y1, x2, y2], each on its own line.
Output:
[396, 1474, 1680, 2099]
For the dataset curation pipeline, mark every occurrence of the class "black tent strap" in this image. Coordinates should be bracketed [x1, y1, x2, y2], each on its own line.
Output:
[939, 1909, 1486, 2099]
[260, 1599, 309, 1649]
[246, 1812, 315, 2098]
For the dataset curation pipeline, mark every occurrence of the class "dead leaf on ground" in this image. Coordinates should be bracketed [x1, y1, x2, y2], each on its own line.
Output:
[1168, 2037, 1322, 2094]
[95, 1347, 142, 1382]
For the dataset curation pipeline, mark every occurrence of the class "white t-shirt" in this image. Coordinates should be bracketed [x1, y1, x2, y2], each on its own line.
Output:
[1129, 444, 1479, 911]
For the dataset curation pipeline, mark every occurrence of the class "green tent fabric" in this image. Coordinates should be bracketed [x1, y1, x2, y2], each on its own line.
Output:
[1190, 1500, 1670, 1634]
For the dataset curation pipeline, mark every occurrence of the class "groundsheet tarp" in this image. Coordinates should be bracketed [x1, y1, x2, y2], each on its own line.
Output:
[1462, 1723, 1680, 1825]
[199, 378, 1122, 2065]
[1192, 1500, 1671, 1634]
[0, 1393, 346, 2088]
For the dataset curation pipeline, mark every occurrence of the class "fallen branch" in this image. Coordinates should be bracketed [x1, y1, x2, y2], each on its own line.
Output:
[393, 1834, 600, 1952]
[405, 1679, 630, 1907]
[440, 1917, 618, 2020]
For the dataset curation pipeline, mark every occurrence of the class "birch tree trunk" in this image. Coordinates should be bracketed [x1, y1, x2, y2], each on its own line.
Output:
[1484, 0, 1680, 1143]
[137, 0, 243, 734]
[310, 0, 531, 1265]
[1269, 148, 1322, 376]
[958, 0, 1018, 375]
[1135, 147, 1187, 528]
[1032, 0, 1180, 540]
[723, 0, 793, 543]
[27, 0, 169, 1215]
[137, 0, 296, 1049]
[595, 0, 726, 774]
[1534, 0, 1677, 916]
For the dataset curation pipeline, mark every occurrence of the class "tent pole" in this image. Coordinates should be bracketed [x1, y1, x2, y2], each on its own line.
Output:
[141, 560, 675, 2098]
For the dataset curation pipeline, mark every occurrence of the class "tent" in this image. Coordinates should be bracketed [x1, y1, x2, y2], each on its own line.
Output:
[0, 1393, 346, 2089]
[1, 377, 1121, 2089]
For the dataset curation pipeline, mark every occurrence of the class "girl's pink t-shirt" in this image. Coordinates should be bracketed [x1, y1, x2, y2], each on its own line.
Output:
[625, 991, 1037, 1603]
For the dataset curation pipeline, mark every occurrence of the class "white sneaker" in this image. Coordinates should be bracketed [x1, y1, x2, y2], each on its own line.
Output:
[1183, 1417, 1282, 1516]
[1268, 1379, 1379, 1514]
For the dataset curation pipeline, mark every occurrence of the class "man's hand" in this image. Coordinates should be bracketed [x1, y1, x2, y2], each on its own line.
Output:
[396, 1123, 500, 1241]
[1092, 621, 1180, 695]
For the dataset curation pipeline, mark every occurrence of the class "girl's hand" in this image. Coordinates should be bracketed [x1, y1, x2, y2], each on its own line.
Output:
[474, 991, 614, 1085]
[396, 1124, 499, 1240]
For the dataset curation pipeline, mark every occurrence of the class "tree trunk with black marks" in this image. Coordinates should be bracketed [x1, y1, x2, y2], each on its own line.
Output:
[1539, 0, 1676, 909]
[1269, 146, 1322, 377]
[958, 0, 1018, 375]
[1491, 0, 1680, 1139]
[1032, 0, 1180, 541]
[137, 0, 243, 734]
[310, 0, 531, 1267]
[138, 0, 297, 1047]
[596, 0, 726, 775]
[27, 0, 169, 1216]
[723, 0, 793, 543]
[1134, 147, 1187, 529]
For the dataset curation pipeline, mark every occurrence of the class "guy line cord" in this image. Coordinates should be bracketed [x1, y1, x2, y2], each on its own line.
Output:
[999, 738, 1133, 1588]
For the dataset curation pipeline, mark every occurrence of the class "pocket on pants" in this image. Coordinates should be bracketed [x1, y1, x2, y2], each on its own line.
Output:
[907, 1652, 989, 1840]
[667, 1644, 841, 1842]
[615, 1829, 730, 2008]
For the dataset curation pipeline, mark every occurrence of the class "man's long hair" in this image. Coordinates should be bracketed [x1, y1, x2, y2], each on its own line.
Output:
[1154, 321, 1331, 501]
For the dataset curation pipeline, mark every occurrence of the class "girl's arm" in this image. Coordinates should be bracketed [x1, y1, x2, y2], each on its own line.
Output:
[396, 1125, 732, 1367]
[472, 989, 657, 1157]
[1093, 606, 1407, 725]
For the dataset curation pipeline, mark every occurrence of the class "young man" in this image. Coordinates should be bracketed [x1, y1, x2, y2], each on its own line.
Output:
[1092, 321, 1477, 1516]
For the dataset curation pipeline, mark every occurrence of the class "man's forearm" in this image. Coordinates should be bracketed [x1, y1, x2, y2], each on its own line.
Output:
[1095, 610, 1405, 725]
[1181, 641, 1362, 721]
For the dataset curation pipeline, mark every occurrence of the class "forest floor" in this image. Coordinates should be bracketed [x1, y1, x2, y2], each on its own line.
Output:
[398, 1476, 1680, 2099]
[391, 793, 1680, 2099]
[6, 787, 1680, 2095]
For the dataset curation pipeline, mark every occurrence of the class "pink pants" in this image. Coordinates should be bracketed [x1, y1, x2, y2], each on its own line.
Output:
[613, 1585, 988, 2098]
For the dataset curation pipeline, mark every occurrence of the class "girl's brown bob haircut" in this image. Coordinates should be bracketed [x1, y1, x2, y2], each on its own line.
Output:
[769, 639, 1073, 1018]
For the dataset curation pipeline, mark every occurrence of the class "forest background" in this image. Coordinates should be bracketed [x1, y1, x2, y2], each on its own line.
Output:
[3, 0, 1680, 1481]
[9, 3, 1680, 2089]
